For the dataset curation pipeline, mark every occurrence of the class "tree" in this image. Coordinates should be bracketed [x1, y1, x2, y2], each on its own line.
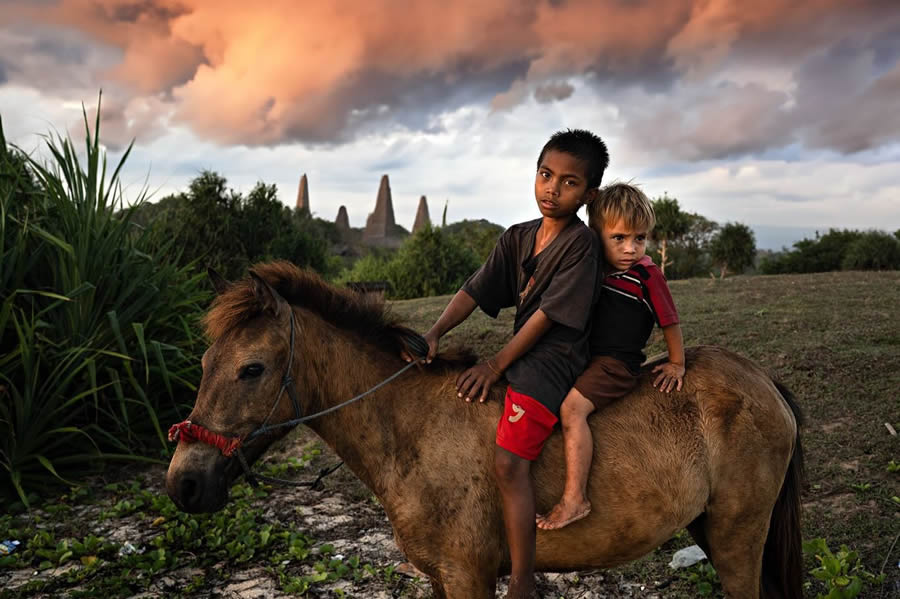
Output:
[139, 171, 332, 280]
[339, 225, 480, 299]
[443, 219, 505, 262]
[662, 212, 718, 280]
[841, 231, 900, 270]
[651, 194, 691, 276]
[386, 225, 481, 299]
[758, 229, 865, 274]
[709, 222, 756, 278]
[146, 170, 246, 278]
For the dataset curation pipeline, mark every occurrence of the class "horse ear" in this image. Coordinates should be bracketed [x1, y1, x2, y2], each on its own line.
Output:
[249, 270, 288, 319]
[208, 268, 230, 295]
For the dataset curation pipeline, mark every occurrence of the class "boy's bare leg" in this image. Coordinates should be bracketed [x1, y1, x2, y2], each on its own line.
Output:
[536, 389, 595, 530]
[494, 446, 536, 599]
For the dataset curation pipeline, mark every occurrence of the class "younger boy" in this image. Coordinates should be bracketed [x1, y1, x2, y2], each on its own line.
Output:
[415, 129, 608, 598]
[536, 183, 685, 531]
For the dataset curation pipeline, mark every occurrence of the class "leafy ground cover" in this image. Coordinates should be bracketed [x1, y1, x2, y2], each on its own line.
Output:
[1, 270, 898, 598]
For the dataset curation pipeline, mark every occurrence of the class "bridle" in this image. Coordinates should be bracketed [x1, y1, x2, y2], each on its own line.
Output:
[168, 313, 427, 487]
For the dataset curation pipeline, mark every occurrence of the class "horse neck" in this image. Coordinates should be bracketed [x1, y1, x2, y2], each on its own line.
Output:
[290, 307, 432, 497]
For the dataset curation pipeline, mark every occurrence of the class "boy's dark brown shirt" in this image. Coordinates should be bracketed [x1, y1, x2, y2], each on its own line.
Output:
[462, 216, 599, 415]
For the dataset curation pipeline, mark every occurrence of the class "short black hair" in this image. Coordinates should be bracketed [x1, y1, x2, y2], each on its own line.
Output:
[536, 129, 609, 189]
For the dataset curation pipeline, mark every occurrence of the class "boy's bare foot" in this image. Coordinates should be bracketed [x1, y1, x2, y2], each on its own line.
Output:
[535, 498, 591, 530]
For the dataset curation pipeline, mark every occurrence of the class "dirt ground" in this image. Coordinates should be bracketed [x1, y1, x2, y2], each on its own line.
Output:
[2, 427, 680, 598]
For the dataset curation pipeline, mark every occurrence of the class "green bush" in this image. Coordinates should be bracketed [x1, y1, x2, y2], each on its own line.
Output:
[138, 172, 335, 281]
[338, 226, 480, 299]
[759, 229, 864, 274]
[0, 107, 209, 505]
[840, 231, 900, 270]
[340, 253, 393, 285]
[386, 225, 481, 299]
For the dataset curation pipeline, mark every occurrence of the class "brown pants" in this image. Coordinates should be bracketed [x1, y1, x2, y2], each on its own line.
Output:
[572, 355, 639, 411]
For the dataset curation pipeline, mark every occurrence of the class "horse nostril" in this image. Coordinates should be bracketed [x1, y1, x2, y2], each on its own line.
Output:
[179, 474, 202, 510]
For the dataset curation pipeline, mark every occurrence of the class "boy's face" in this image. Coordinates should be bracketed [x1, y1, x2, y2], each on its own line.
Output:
[534, 150, 595, 220]
[599, 217, 648, 271]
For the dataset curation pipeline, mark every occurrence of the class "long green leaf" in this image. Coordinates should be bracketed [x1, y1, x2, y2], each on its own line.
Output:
[13, 289, 72, 302]
[132, 322, 149, 384]
[36, 454, 78, 486]
[25, 223, 75, 255]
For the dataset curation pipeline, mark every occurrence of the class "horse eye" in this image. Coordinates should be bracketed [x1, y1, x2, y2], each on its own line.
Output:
[240, 364, 265, 379]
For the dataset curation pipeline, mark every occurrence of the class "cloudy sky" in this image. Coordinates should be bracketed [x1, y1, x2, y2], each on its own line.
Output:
[2, 0, 899, 249]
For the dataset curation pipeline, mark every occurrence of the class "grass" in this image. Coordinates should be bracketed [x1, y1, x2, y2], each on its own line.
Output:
[1, 270, 898, 597]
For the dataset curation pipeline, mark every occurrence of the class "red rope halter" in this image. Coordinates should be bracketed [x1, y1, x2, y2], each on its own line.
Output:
[168, 420, 244, 457]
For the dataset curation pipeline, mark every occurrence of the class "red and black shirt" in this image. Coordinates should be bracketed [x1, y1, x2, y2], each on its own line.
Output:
[589, 255, 679, 373]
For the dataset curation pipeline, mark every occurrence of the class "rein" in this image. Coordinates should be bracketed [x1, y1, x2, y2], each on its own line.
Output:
[168, 314, 428, 488]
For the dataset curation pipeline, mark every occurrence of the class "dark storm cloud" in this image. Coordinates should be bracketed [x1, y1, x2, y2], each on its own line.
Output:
[533, 81, 574, 103]
[0, 24, 121, 94]
[3, 0, 900, 160]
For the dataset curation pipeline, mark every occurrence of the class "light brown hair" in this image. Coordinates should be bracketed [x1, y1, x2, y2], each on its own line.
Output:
[587, 182, 655, 234]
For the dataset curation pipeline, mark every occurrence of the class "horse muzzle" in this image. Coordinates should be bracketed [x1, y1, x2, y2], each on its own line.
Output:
[166, 442, 231, 513]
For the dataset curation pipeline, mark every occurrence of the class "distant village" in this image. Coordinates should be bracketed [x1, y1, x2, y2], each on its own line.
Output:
[294, 173, 432, 250]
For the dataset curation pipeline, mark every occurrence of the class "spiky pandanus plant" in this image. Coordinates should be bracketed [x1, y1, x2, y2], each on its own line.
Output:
[0, 97, 209, 506]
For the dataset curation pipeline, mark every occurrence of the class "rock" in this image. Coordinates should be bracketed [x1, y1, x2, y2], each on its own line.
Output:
[668, 544, 708, 569]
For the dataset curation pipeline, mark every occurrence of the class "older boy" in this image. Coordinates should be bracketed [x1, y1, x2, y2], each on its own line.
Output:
[536, 183, 685, 531]
[415, 129, 608, 598]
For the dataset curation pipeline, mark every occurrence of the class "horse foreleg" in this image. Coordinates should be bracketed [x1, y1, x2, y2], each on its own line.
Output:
[429, 578, 449, 599]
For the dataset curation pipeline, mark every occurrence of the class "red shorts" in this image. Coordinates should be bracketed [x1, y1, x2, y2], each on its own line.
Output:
[495, 387, 558, 461]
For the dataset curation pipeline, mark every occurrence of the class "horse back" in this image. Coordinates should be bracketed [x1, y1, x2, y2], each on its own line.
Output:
[530, 345, 795, 570]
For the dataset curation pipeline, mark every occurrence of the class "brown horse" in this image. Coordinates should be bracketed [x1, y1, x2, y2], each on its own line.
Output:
[166, 262, 804, 599]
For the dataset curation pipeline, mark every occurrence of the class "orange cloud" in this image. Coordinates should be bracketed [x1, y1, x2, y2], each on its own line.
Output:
[6, 0, 898, 150]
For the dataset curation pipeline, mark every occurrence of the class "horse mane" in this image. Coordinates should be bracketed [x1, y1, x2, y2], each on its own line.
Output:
[204, 261, 476, 369]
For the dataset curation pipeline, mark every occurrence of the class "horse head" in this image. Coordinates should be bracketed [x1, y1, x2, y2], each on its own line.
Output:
[166, 268, 299, 512]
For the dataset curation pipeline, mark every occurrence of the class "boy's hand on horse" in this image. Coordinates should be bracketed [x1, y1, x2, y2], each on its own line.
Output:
[456, 362, 501, 403]
[422, 330, 440, 364]
[652, 361, 685, 393]
[403, 330, 440, 364]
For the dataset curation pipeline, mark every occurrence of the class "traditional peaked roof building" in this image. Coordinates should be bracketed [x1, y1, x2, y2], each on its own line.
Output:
[363, 174, 402, 246]
[295, 173, 310, 215]
[412, 195, 431, 233]
[335, 205, 350, 232]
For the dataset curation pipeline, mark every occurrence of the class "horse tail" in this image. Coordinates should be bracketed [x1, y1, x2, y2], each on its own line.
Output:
[761, 380, 805, 599]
